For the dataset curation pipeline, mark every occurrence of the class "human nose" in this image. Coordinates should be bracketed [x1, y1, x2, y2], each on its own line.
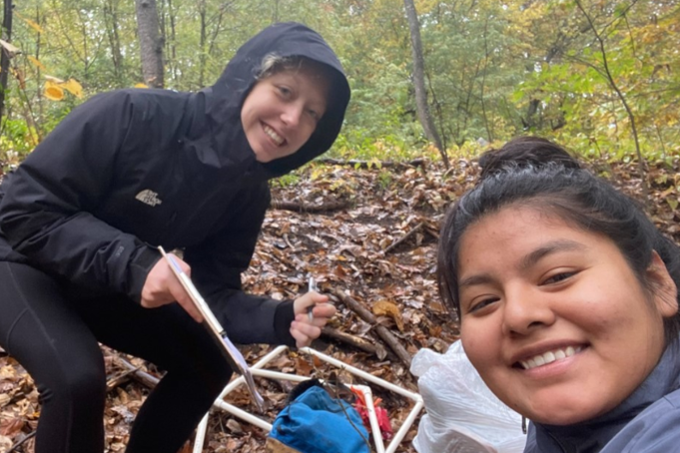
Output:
[281, 102, 303, 127]
[501, 284, 555, 336]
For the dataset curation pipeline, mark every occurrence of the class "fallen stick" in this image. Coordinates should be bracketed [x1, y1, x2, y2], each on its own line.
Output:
[321, 326, 388, 360]
[106, 366, 141, 392]
[383, 221, 424, 254]
[270, 199, 350, 213]
[114, 356, 160, 389]
[330, 290, 412, 367]
[7, 432, 36, 453]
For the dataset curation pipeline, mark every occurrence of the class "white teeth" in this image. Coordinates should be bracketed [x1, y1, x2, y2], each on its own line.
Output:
[519, 346, 582, 370]
[264, 125, 284, 145]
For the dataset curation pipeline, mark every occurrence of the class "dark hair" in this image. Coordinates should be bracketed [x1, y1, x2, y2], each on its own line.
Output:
[256, 53, 336, 86]
[477, 136, 581, 179]
[437, 136, 680, 345]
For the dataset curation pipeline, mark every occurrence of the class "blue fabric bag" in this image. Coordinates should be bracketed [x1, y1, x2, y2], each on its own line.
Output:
[268, 384, 371, 453]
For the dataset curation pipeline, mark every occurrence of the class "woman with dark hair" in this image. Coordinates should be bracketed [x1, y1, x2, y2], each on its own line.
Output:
[437, 136, 680, 452]
[0, 22, 350, 453]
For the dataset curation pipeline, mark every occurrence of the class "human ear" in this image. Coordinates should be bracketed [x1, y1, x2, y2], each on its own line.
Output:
[647, 250, 679, 318]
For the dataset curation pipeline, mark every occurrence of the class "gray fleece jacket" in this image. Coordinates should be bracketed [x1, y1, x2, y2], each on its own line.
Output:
[524, 339, 680, 453]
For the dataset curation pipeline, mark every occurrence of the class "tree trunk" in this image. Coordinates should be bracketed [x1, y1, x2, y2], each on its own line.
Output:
[0, 0, 13, 120]
[402, 0, 449, 168]
[164, 0, 178, 84]
[135, 0, 164, 88]
[104, 0, 124, 87]
[198, 0, 206, 87]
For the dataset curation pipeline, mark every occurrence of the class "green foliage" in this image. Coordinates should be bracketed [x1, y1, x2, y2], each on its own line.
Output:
[270, 173, 301, 189]
[0, 118, 35, 170]
[2, 0, 680, 166]
[330, 131, 426, 161]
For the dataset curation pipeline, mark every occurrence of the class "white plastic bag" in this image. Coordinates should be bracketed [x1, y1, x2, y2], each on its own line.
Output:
[411, 341, 526, 453]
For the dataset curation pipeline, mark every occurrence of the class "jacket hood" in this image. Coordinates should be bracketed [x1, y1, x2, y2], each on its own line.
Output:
[205, 22, 350, 178]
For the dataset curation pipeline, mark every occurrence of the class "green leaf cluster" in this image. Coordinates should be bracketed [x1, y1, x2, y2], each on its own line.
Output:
[2, 0, 680, 164]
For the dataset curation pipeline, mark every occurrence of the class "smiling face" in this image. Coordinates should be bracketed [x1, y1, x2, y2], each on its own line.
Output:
[240, 62, 330, 163]
[456, 205, 678, 425]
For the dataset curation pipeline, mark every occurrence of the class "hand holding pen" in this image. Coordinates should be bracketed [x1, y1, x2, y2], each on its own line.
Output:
[290, 276, 336, 349]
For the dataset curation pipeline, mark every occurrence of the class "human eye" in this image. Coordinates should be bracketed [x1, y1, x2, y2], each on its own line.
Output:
[276, 85, 292, 97]
[465, 295, 500, 315]
[541, 270, 577, 285]
[307, 109, 320, 121]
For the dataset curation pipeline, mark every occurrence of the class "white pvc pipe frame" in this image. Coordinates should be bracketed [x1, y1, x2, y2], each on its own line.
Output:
[192, 345, 424, 453]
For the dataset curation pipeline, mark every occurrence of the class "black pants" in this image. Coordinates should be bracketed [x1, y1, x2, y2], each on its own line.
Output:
[0, 261, 233, 453]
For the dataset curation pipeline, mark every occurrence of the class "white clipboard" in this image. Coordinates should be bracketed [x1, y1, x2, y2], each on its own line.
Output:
[158, 246, 266, 413]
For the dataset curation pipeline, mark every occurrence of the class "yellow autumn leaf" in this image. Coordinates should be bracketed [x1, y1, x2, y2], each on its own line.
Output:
[44, 74, 65, 83]
[372, 300, 404, 332]
[14, 11, 44, 34]
[24, 18, 44, 34]
[134, 83, 148, 88]
[27, 55, 47, 71]
[62, 78, 83, 98]
[44, 80, 64, 101]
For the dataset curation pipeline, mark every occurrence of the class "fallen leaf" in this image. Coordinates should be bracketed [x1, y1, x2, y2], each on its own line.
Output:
[372, 300, 404, 332]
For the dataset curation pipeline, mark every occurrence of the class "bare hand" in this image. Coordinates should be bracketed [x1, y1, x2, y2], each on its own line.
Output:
[290, 290, 336, 348]
[140, 254, 203, 323]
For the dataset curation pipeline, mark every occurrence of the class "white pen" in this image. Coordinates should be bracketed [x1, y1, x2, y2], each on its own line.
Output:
[307, 276, 316, 322]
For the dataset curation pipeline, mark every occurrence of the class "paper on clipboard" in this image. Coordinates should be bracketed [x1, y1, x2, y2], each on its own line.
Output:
[158, 246, 266, 413]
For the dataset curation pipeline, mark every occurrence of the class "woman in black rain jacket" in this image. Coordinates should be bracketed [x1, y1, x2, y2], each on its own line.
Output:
[0, 22, 350, 453]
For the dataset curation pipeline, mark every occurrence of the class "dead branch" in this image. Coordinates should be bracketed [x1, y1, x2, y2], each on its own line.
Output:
[7, 432, 36, 453]
[330, 290, 412, 367]
[114, 356, 159, 389]
[270, 199, 350, 213]
[106, 365, 142, 392]
[383, 221, 424, 254]
[321, 326, 388, 360]
[315, 158, 426, 169]
[423, 223, 440, 239]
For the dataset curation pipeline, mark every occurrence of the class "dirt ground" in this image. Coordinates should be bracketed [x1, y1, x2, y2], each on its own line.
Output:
[2, 155, 679, 452]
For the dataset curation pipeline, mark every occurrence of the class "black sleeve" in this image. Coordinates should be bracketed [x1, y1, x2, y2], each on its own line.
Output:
[184, 183, 296, 346]
[0, 92, 160, 300]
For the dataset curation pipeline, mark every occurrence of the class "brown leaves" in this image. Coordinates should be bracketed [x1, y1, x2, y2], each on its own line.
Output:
[372, 300, 404, 332]
[4, 155, 674, 452]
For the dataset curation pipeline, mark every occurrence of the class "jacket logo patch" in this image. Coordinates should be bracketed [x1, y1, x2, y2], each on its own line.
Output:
[135, 189, 162, 207]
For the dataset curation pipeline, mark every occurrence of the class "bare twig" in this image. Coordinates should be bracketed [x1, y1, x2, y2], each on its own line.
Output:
[331, 289, 412, 367]
[321, 326, 388, 360]
[114, 356, 160, 389]
[270, 199, 350, 213]
[7, 431, 36, 453]
[383, 221, 424, 254]
[106, 365, 142, 392]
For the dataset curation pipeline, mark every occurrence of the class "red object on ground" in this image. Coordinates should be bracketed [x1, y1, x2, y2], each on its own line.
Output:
[351, 388, 394, 440]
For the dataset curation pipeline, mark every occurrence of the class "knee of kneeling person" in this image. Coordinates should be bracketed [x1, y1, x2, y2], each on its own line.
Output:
[37, 361, 107, 405]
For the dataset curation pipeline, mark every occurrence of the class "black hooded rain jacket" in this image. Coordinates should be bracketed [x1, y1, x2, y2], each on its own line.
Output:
[0, 22, 350, 347]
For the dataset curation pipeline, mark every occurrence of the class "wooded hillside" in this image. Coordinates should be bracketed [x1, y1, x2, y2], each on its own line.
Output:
[2, 1, 679, 165]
